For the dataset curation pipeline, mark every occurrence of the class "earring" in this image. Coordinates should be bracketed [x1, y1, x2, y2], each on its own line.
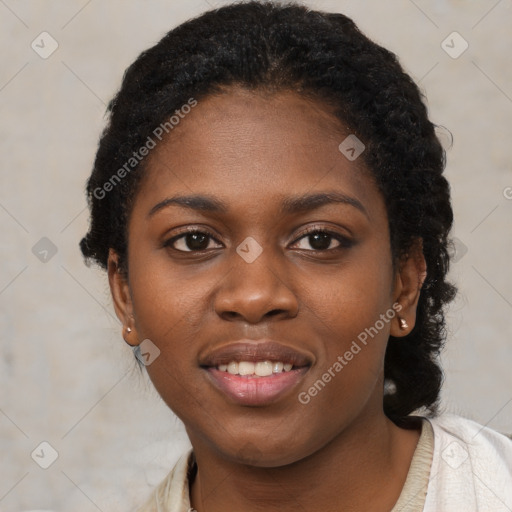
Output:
[399, 318, 409, 330]
[123, 326, 137, 348]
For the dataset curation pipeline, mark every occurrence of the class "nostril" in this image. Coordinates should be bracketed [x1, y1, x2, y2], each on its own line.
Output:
[267, 309, 286, 317]
[221, 311, 244, 321]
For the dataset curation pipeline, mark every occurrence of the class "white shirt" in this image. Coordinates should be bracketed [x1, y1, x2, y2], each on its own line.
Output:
[423, 413, 512, 511]
[136, 413, 512, 511]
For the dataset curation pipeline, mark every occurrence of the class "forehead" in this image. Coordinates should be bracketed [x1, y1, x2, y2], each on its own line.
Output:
[135, 88, 382, 219]
[150, 87, 350, 165]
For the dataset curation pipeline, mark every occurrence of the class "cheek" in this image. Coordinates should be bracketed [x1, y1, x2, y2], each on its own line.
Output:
[295, 253, 395, 403]
[298, 247, 395, 334]
[126, 253, 223, 411]
[128, 246, 211, 335]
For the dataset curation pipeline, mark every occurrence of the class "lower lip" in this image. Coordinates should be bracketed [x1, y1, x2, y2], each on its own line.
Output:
[204, 367, 309, 406]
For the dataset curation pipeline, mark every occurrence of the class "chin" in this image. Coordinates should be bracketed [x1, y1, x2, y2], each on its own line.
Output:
[217, 437, 316, 468]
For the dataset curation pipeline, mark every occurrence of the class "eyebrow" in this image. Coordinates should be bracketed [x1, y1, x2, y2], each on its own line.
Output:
[280, 191, 368, 218]
[148, 191, 368, 218]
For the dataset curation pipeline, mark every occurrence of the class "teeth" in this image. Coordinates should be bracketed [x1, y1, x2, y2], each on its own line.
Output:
[272, 361, 284, 373]
[238, 361, 255, 375]
[255, 361, 273, 377]
[217, 360, 294, 376]
[227, 361, 238, 375]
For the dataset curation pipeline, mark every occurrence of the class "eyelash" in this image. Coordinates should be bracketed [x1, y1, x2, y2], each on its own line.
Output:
[163, 226, 352, 253]
[294, 226, 353, 251]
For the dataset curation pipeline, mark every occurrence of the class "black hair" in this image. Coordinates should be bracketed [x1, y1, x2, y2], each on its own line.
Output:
[80, 0, 456, 423]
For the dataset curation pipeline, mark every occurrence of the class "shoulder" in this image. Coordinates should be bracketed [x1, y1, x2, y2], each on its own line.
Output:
[428, 412, 511, 440]
[134, 448, 195, 512]
[422, 413, 512, 511]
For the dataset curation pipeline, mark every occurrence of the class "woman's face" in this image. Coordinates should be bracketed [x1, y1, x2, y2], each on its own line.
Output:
[110, 88, 415, 467]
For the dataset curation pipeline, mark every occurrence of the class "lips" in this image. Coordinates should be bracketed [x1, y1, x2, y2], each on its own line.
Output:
[200, 340, 313, 406]
[200, 340, 313, 368]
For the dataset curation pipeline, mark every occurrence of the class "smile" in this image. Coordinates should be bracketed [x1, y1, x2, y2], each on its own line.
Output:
[200, 340, 313, 406]
[217, 360, 294, 376]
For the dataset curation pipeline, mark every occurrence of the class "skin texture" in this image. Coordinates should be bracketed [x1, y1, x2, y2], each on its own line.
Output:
[108, 88, 427, 511]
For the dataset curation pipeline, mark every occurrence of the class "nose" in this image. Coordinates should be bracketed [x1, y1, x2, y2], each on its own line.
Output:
[214, 251, 299, 324]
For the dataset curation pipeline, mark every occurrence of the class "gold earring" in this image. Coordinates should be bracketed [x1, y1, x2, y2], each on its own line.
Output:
[399, 318, 409, 330]
[123, 326, 137, 347]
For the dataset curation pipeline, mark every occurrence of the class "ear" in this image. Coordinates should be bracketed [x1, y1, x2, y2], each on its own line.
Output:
[107, 248, 139, 347]
[390, 239, 427, 337]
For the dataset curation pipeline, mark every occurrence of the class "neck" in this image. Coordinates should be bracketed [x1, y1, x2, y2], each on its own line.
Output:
[188, 409, 420, 512]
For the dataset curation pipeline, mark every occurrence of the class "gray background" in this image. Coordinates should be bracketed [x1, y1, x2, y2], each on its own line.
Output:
[1, 0, 511, 510]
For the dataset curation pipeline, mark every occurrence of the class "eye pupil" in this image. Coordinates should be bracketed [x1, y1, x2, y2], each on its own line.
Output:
[186, 233, 209, 250]
[171, 229, 342, 253]
[309, 232, 331, 250]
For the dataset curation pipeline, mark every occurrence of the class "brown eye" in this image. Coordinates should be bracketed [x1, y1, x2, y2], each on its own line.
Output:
[292, 229, 352, 252]
[166, 230, 222, 252]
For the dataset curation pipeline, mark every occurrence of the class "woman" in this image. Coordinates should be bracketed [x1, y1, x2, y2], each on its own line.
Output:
[80, 2, 512, 510]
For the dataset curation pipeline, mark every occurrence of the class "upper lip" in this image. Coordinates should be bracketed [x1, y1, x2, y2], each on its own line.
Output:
[200, 340, 313, 368]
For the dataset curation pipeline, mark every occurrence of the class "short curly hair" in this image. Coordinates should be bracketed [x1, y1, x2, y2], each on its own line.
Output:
[80, 0, 456, 423]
